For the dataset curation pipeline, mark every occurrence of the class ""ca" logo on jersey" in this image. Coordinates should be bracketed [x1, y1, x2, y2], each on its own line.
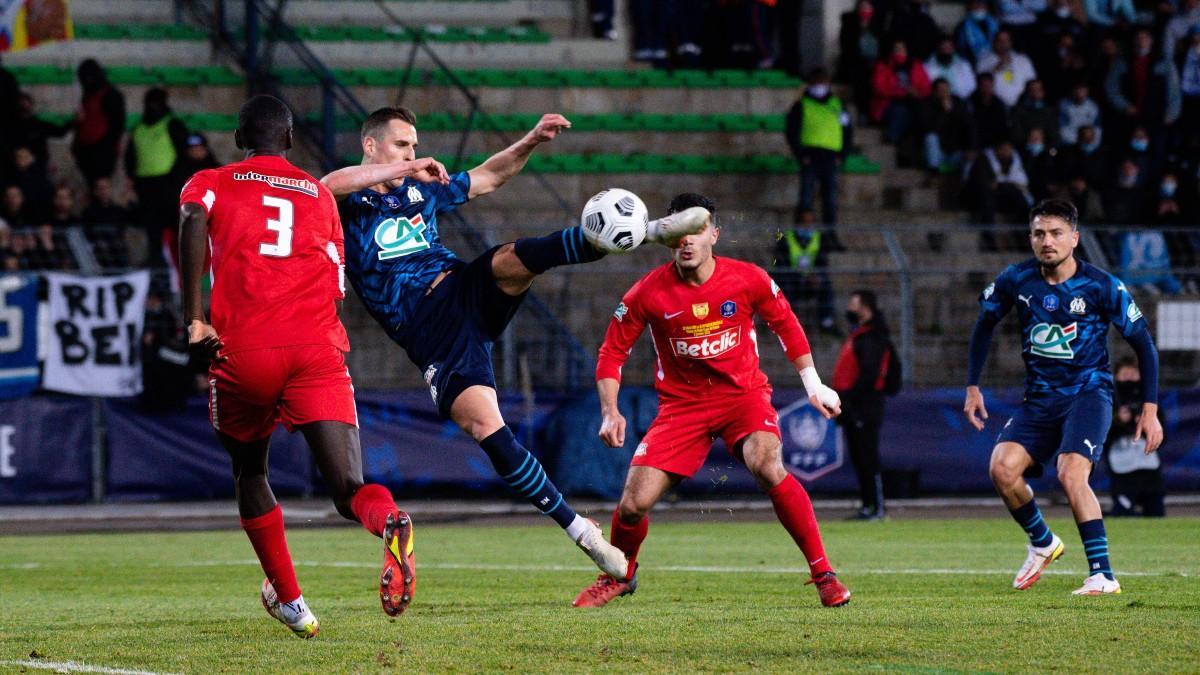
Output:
[1030, 322, 1078, 359]
[374, 214, 431, 260]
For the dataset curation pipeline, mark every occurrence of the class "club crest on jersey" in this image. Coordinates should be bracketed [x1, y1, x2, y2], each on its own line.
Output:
[375, 214, 431, 260]
[692, 302, 709, 319]
[614, 302, 629, 322]
[1030, 322, 1078, 359]
[406, 185, 424, 203]
[721, 300, 737, 318]
[1042, 295, 1059, 312]
[1070, 297, 1086, 315]
[382, 194, 401, 209]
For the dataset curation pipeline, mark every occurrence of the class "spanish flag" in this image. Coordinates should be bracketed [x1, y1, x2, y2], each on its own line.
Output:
[1, 0, 73, 53]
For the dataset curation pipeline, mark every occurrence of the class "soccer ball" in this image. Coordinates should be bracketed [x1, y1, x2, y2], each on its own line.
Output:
[580, 188, 648, 254]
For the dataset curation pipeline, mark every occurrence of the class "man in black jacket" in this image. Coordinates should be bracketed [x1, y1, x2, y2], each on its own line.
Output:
[832, 290, 893, 520]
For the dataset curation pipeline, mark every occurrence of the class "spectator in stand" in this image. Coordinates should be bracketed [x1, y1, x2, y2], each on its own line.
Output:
[968, 72, 1013, 148]
[71, 59, 126, 187]
[11, 93, 68, 175]
[1105, 357, 1166, 517]
[82, 176, 133, 226]
[921, 77, 975, 173]
[1105, 28, 1181, 154]
[976, 31, 1038, 107]
[1154, 170, 1200, 280]
[126, 87, 189, 269]
[1106, 158, 1147, 223]
[1085, 0, 1135, 40]
[785, 67, 852, 244]
[1127, 125, 1154, 175]
[80, 176, 132, 268]
[1039, 32, 1088, 96]
[1091, 37, 1124, 112]
[0, 56, 19, 183]
[925, 36, 977, 99]
[997, 0, 1048, 52]
[1163, 0, 1200, 57]
[871, 40, 932, 144]
[955, 0, 1000, 66]
[27, 223, 72, 271]
[965, 140, 1034, 234]
[839, 0, 884, 121]
[1, 186, 29, 228]
[887, 0, 940, 62]
[1058, 124, 1112, 187]
[1177, 27, 1200, 156]
[1011, 79, 1059, 146]
[44, 185, 76, 229]
[773, 209, 837, 334]
[175, 132, 220, 178]
[1059, 82, 1103, 144]
[9, 146, 53, 216]
[1033, 0, 1086, 67]
[1019, 127, 1060, 200]
[1067, 176, 1106, 222]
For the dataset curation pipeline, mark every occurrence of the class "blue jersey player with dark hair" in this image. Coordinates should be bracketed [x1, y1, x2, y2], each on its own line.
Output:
[964, 198, 1163, 596]
[320, 107, 707, 588]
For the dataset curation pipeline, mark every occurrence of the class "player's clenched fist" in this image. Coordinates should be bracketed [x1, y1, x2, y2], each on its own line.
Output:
[598, 409, 626, 448]
[531, 113, 571, 143]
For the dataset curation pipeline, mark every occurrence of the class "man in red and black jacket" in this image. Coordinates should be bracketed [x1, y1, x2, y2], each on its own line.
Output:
[832, 289, 893, 520]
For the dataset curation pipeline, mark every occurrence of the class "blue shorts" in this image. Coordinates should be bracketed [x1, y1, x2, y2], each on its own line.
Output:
[399, 246, 526, 419]
[996, 387, 1113, 478]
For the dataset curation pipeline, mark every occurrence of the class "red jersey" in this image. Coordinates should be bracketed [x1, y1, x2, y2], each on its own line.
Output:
[596, 256, 811, 400]
[179, 154, 349, 355]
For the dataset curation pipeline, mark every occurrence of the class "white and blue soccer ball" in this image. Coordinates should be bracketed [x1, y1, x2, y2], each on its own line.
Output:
[581, 188, 648, 254]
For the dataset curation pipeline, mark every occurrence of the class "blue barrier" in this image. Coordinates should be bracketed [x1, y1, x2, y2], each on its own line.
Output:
[0, 396, 93, 504]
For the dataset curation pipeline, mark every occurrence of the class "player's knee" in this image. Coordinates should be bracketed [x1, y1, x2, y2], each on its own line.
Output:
[988, 460, 1019, 488]
[1057, 466, 1090, 494]
[617, 496, 651, 522]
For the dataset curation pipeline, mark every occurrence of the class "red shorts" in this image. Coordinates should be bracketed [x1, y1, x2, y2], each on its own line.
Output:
[633, 388, 780, 478]
[208, 345, 358, 442]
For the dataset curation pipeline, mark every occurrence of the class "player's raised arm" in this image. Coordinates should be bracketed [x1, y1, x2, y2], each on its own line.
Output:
[467, 113, 570, 199]
[320, 157, 451, 198]
[595, 295, 646, 448]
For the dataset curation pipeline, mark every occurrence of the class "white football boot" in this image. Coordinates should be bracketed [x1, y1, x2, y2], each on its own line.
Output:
[1072, 573, 1122, 595]
[645, 206, 710, 248]
[261, 579, 320, 639]
[1012, 533, 1065, 590]
[574, 518, 630, 580]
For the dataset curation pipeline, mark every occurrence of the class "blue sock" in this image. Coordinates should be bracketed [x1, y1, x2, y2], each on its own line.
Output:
[512, 226, 605, 274]
[1009, 499, 1055, 548]
[479, 427, 576, 528]
[1077, 519, 1114, 580]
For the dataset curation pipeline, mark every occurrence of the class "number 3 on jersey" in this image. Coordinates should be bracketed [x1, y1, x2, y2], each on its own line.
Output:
[260, 195, 293, 257]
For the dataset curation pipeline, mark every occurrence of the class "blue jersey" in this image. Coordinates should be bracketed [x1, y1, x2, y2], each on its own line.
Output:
[339, 172, 471, 342]
[979, 258, 1147, 396]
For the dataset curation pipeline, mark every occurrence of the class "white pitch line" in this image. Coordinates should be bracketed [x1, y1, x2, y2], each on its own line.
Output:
[1, 560, 1191, 577]
[0, 659, 179, 675]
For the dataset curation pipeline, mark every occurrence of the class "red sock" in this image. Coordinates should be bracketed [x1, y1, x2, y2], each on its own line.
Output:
[350, 483, 397, 538]
[610, 511, 648, 574]
[768, 475, 833, 576]
[240, 505, 301, 603]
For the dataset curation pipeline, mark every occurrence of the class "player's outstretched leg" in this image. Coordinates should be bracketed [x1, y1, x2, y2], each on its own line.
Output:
[990, 443, 1064, 590]
[301, 421, 417, 617]
[741, 432, 850, 607]
[220, 432, 318, 638]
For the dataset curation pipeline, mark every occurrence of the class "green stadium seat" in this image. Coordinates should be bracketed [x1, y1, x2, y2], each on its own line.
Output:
[11, 65, 73, 85]
[105, 65, 158, 85]
[843, 155, 881, 174]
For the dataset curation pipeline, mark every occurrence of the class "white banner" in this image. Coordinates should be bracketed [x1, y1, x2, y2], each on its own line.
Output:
[43, 271, 150, 397]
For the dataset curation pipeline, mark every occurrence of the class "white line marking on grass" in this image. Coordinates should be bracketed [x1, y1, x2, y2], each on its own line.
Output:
[0, 659, 179, 675]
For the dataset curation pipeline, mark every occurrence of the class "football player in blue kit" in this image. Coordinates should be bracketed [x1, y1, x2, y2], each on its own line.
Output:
[963, 198, 1163, 596]
[320, 107, 707, 583]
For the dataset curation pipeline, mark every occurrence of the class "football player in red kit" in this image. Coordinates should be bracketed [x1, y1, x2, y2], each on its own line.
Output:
[572, 193, 852, 608]
[179, 95, 444, 637]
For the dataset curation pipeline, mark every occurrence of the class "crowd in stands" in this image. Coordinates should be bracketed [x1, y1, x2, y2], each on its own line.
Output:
[0, 58, 219, 274]
[835, 0, 1200, 236]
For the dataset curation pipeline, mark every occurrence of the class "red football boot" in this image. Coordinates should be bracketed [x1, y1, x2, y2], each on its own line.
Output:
[572, 563, 639, 608]
[380, 511, 416, 616]
[807, 571, 851, 607]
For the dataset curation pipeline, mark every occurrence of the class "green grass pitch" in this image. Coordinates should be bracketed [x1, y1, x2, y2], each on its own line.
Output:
[1, 516, 1198, 673]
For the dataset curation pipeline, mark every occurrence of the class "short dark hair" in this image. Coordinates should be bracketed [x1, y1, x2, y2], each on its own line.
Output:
[237, 94, 293, 150]
[667, 193, 717, 226]
[851, 289, 878, 313]
[362, 106, 418, 139]
[1029, 198, 1079, 230]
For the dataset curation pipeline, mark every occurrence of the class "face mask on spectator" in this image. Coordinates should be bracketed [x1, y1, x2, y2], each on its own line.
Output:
[1119, 173, 1139, 188]
[1162, 180, 1178, 197]
[892, 53, 908, 66]
[807, 84, 830, 98]
[971, 9, 989, 20]
[858, 6, 874, 21]
[1081, 140, 1100, 153]
[1026, 143, 1044, 155]
[1131, 138, 1149, 151]
[1136, 45, 1152, 57]
[1056, 6, 1071, 17]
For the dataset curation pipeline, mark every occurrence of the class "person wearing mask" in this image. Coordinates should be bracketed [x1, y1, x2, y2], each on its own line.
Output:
[785, 67, 852, 245]
[976, 31, 1038, 107]
[125, 87, 189, 268]
[1019, 127, 1059, 200]
[1059, 82, 1102, 145]
[1105, 29, 1181, 156]
[921, 77, 975, 173]
[871, 40, 932, 144]
[1058, 125, 1110, 189]
[968, 73, 1013, 150]
[773, 209, 837, 334]
[955, 0, 1000, 66]
[832, 290, 897, 521]
[839, 0, 883, 120]
[1011, 79, 1059, 146]
[925, 36, 977, 100]
[1104, 358, 1166, 517]
[70, 59, 126, 186]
